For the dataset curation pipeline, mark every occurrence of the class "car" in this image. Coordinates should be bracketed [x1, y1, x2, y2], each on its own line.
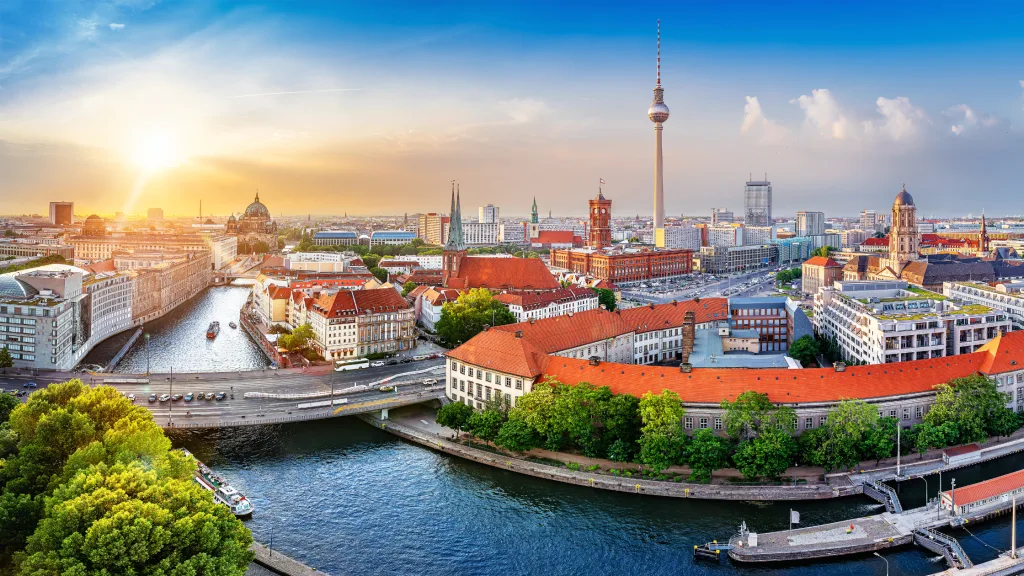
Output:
[378, 385, 394, 392]
[370, 361, 385, 368]
[184, 393, 194, 402]
[400, 358, 413, 364]
[205, 392, 215, 400]
[149, 394, 157, 403]
[423, 378, 438, 385]
[172, 394, 183, 401]
[159, 394, 171, 402]
[215, 392, 226, 401]
[127, 393, 136, 402]
[386, 359, 399, 366]
[22, 381, 37, 388]
[412, 355, 428, 361]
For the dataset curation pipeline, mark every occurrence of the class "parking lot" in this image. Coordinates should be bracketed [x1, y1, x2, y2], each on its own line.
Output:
[620, 267, 790, 306]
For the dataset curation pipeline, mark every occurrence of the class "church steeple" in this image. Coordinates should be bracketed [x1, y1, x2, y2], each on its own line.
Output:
[442, 180, 467, 284]
[980, 211, 990, 255]
[531, 197, 539, 224]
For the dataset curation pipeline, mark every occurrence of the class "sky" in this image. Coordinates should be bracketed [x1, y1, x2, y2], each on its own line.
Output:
[1, 1, 1023, 219]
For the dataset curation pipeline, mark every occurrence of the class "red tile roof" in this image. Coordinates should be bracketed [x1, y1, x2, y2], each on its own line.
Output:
[494, 287, 597, 310]
[862, 237, 888, 246]
[487, 299, 726, 354]
[804, 256, 841, 268]
[266, 285, 291, 300]
[533, 230, 576, 244]
[446, 330, 551, 378]
[445, 256, 559, 291]
[312, 288, 411, 318]
[942, 468, 1024, 507]
[82, 260, 116, 274]
[976, 332, 1024, 374]
[421, 287, 461, 306]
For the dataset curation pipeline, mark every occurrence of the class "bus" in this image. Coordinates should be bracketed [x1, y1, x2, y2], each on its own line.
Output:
[334, 359, 370, 372]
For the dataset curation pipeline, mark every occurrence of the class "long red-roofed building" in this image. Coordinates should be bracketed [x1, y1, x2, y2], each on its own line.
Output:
[446, 307, 1024, 433]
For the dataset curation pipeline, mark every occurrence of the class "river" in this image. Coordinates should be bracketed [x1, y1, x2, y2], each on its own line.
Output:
[169, 417, 1024, 576]
[83, 285, 269, 373]
[90, 286, 1024, 575]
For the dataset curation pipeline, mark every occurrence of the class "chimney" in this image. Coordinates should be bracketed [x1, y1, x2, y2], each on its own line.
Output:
[589, 356, 600, 366]
[514, 330, 523, 338]
[694, 297, 701, 303]
[649, 302, 655, 310]
[568, 311, 574, 317]
[529, 318, 536, 324]
[681, 311, 696, 364]
[834, 362, 846, 372]
[672, 300, 677, 306]
[600, 304, 606, 310]
[483, 324, 490, 331]
[680, 363, 692, 373]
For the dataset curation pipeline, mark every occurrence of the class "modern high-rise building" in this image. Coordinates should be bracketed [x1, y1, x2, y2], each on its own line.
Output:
[147, 208, 164, 221]
[796, 211, 826, 236]
[744, 180, 772, 226]
[649, 21, 670, 248]
[49, 202, 73, 226]
[711, 208, 734, 225]
[860, 209, 879, 232]
[478, 204, 499, 224]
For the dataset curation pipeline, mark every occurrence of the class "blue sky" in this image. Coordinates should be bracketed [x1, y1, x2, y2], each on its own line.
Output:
[0, 0, 1022, 218]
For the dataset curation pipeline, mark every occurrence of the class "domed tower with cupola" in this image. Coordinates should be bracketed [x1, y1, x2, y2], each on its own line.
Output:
[888, 184, 920, 273]
[232, 191, 277, 253]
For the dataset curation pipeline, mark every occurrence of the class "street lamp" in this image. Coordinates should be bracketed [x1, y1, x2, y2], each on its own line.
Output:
[144, 332, 150, 375]
[873, 552, 889, 576]
[921, 475, 928, 508]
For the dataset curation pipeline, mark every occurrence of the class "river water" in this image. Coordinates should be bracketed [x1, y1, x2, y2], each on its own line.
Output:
[83, 286, 269, 373]
[170, 418, 1024, 576]
[90, 286, 1024, 575]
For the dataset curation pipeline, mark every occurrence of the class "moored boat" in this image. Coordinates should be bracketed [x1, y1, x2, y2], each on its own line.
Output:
[206, 321, 220, 339]
[181, 449, 253, 518]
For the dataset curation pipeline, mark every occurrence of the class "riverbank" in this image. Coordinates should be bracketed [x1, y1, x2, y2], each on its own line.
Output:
[249, 543, 327, 576]
[370, 406, 1024, 502]
[361, 410, 849, 500]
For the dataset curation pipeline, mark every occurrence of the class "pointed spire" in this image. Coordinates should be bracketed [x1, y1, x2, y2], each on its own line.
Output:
[445, 179, 465, 251]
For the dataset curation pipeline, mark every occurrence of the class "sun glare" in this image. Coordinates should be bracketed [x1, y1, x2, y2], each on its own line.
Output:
[132, 133, 184, 172]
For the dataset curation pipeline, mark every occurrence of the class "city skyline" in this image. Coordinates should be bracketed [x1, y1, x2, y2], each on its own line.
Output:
[1, 2, 1023, 217]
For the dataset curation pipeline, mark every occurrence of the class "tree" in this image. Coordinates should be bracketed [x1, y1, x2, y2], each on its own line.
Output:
[495, 416, 539, 452]
[0, 346, 13, 369]
[369, 267, 389, 283]
[914, 422, 947, 459]
[733, 426, 797, 480]
[279, 323, 314, 352]
[687, 429, 730, 482]
[434, 288, 517, 347]
[804, 399, 878, 472]
[592, 287, 617, 311]
[0, 380, 253, 572]
[720, 391, 775, 440]
[510, 380, 561, 449]
[812, 246, 836, 258]
[637, 390, 687, 474]
[467, 409, 505, 443]
[0, 392, 17, 423]
[603, 393, 641, 459]
[361, 254, 382, 269]
[436, 402, 473, 437]
[788, 335, 820, 367]
[402, 281, 418, 297]
[860, 416, 898, 464]
[252, 240, 271, 254]
[925, 374, 1014, 444]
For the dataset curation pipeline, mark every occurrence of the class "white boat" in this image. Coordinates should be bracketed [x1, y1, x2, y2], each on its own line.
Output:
[182, 449, 253, 519]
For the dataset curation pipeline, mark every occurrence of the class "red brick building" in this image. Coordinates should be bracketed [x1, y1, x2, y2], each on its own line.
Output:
[549, 248, 692, 283]
[587, 189, 612, 249]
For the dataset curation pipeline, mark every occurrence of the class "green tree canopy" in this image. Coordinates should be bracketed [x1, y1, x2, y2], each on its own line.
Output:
[788, 335, 820, 367]
[435, 288, 517, 347]
[402, 281, 418, 296]
[687, 429, 730, 482]
[925, 374, 1014, 444]
[591, 288, 617, 311]
[0, 347, 13, 369]
[803, 399, 878, 472]
[361, 253, 382, 269]
[467, 408, 506, 443]
[0, 380, 253, 572]
[637, 390, 686, 474]
[495, 416, 539, 452]
[436, 402, 473, 437]
[369, 267, 389, 283]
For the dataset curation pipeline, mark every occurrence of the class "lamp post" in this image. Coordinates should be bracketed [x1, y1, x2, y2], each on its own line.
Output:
[938, 469, 943, 520]
[144, 332, 150, 375]
[873, 552, 889, 576]
[951, 478, 957, 517]
[921, 475, 928, 508]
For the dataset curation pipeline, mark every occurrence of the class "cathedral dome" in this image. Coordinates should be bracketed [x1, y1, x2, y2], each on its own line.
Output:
[243, 193, 270, 220]
[894, 186, 915, 207]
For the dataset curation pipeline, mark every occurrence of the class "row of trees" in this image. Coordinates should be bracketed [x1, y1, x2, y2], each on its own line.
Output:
[774, 267, 802, 286]
[438, 374, 1022, 482]
[0, 381, 253, 573]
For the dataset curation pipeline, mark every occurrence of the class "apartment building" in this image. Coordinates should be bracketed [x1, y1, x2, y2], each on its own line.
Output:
[944, 281, 1024, 330]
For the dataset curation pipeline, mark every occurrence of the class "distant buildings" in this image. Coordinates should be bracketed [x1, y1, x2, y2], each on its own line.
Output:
[813, 280, 1010, 364]
[307, 288, 416, 360]
[369, 230, 417, 246]
[225, 192, 278, 251]
[801, 256, 842, 295]
[661, 225, 701, 251]
[944, 281, 1024, 331]
[860, 209, 880, 232]
[796, 211, 826, 237]
[711, 208, 734, 225]
[479, 204, 499, 224]
[0, 242, 74, 259]
[708, 224, 743, 247]
[744, 179, 772, 226]
[312, 231, 359, 247]
[147, 208, 164, 222]
[68, 232, 237, 269]
[49, 202, 73, 226]
[417, 213, 450, 246]
[841, 229, 871, 249]
[494, 287, 599, 322]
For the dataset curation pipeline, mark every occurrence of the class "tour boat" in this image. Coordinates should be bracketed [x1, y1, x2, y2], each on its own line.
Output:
[228, 321, 238, 329]
[182, 449, 254, 519]
[206, 321, 220, 339]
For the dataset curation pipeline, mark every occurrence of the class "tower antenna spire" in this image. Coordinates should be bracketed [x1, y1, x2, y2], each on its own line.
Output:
[656, 19, 661, 86]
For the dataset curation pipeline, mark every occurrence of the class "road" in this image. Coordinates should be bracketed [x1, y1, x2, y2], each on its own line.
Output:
[622, 269, 782, 305]
[0, 359, 447, 429]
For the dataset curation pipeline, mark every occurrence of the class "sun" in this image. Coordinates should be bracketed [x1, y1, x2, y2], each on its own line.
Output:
[132, 133, 184, 172]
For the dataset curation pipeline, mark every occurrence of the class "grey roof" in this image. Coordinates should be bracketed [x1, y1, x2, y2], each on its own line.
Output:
[901, 261, 996, 285]
[0, 274, 39, 299]
[688, 328, 791, 369]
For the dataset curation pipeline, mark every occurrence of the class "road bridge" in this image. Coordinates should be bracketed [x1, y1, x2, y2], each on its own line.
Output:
[0, 360, 448, 430]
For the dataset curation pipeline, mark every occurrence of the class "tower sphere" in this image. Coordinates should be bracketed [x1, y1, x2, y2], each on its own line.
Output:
[648, 101, 670, 123]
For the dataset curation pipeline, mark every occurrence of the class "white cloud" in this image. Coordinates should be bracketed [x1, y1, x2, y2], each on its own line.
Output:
[740, 96, 788, 142]
[868, 96, 927, 141]
[790, 89, 851, 139]
[109, 23, 126, 31]
[498, 98, 550, 124]
[946, 104, 998, 136]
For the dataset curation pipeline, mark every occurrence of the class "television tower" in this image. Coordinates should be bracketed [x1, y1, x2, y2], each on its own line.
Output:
[649, 20, 670, 248]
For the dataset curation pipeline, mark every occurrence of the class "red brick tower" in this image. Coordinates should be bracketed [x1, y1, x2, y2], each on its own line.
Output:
[588, 187, 612, 249]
